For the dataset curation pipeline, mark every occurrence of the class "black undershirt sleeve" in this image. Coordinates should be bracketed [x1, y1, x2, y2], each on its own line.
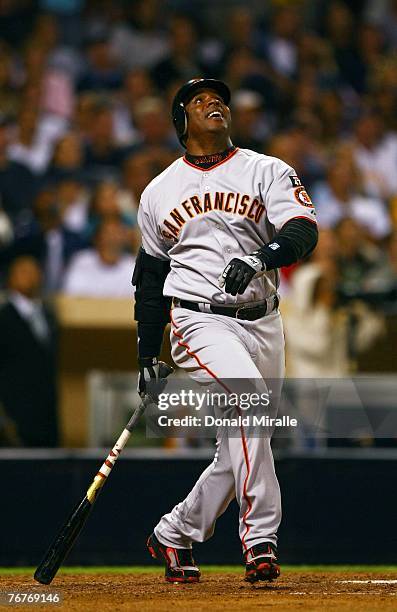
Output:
[256, 218, 318, 270]
[132, 248, 172, 359]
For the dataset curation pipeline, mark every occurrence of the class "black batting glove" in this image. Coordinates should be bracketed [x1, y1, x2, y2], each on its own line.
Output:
[138, 357, 174, 399]
[218, 253, 266, 296]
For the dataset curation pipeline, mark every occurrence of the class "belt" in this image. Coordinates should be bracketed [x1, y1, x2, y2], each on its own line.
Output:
[173, 295, 279, 321]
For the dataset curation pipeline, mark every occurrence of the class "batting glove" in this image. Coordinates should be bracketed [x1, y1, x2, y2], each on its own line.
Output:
[218, 253, 266, 296]
[138, 357, 174, 399]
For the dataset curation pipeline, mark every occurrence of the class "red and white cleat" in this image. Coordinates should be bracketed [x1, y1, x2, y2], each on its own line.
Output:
[146, 533, 201, 583]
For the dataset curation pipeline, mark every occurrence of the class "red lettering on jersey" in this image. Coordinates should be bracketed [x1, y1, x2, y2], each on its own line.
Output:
[214, 192, 224, 210]
[238, 194, 250, 216]
[170, 208, 185, 227]
[247, 199, 259, 219]
[203, 193, 213, 212]
[181, 200, 194, 218]
[224, 193, 235, 212]
[255, 204, 265, 223]
[190, 196, 203, 214]
[163, 219, 179, 237]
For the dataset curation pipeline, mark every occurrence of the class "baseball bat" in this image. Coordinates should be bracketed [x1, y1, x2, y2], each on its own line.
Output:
[34, 364, 172, 585]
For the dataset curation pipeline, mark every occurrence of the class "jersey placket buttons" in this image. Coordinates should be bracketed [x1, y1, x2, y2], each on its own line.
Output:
[200, 172, 234, 260]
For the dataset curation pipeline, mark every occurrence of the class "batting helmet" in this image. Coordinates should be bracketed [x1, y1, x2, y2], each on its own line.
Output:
[172, 78, 231, 147]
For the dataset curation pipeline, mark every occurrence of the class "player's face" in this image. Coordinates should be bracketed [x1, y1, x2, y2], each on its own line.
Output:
[185, 89, 231, 141]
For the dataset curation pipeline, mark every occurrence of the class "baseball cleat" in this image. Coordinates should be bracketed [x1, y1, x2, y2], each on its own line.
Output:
[146, 533, 201, 583]
[244, 542, 280, 584]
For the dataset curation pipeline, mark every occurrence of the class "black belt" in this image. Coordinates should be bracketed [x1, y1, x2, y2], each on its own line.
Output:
[174, 295, 279, 321]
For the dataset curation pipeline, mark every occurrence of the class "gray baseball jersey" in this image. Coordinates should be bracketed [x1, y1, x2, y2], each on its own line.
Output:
[138, 147, 316, 303]
[139, 146, 316, 554]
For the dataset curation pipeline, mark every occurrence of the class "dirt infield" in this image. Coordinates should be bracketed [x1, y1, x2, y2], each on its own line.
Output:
[1, 571, 397, 611]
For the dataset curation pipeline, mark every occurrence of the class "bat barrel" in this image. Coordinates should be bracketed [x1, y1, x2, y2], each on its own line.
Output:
[34, 498, 93, 585]
[33, 396, 150, 584]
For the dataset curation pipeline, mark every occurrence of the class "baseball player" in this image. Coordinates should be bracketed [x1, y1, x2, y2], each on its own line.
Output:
[132, 78, 318, 583]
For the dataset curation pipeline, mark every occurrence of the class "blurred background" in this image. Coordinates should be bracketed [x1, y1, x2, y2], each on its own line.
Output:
[1, 0, 397, 567]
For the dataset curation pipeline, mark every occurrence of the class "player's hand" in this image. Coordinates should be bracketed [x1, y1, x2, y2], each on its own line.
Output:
[218, 254, 266, 296]
[138, 357, 174, 399]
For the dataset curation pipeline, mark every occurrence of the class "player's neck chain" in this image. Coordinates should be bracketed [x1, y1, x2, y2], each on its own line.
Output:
[184, 146, 237, 170]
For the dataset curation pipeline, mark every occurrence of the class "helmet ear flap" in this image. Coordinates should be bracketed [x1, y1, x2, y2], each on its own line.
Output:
[173, 102, 188, 146]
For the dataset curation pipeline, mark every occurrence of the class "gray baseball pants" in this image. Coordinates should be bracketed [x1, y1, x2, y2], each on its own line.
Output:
[154, 306, 285, 552]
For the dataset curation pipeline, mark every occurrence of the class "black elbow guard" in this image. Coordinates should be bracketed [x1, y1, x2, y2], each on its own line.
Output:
[132, 247, 172, 323]
[256, 218, 318, 270]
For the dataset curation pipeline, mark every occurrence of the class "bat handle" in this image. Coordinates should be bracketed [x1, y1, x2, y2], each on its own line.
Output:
[126, 394, 154, 432]
[128, 363, 173, 432]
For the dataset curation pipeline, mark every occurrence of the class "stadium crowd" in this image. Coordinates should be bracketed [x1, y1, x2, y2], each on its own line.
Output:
[1, 0, 397, 445]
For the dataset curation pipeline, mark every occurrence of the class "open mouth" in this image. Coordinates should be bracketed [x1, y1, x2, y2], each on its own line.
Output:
[206, 110, 223, 119]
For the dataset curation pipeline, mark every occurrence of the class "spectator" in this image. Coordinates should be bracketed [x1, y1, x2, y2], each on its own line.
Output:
[0, 186, 86, 292]
[82, 98, 132, 182]
[325, 1, 365, 93]
[229, 7, 265, 52]
[47, 132, 83, 178]
[74, 92, 99, 139]
[268, 124, 326, 189]
[151, 15, 205, 91]
[77, 26, 123, 93]
[110, 0, 169, 71]
[364, 230, 397, 298]
[133, 96, 178, 152]
[231, 90, 271, 152]
[0, 256, 59, 446]
[30, 13, 82, 84]
[284, 234, 384, 376]
[351, 110, 397, 200]
[317, 89, 347, 150]
[121, 151, 155, 210]
[113, 69, 155, 145]
[224, 46, 274, 104]
[266, 5, 300, 79]
[335, 217, 385, 296]
[63, 219, 136, 297]
[45, 133, 89, 233]
[84, 180, 138, 251]
[7, 105, 55, 175]
[21, 39, 73, 128]
[0, 116, 38, 230]
[313, 156, 391, 239]
[54, 175, 89, 234]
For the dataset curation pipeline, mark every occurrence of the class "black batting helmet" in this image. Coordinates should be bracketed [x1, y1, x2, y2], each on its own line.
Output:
[172, 78, 231, 147]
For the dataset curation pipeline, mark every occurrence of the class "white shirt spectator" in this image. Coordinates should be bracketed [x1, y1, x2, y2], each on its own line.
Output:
[8, 114, 68, 174]
[284, 264, 384, 377]
[63, 249, 135, 297]
[353, 133, 397, 200]
[313, 182, 391, 239]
